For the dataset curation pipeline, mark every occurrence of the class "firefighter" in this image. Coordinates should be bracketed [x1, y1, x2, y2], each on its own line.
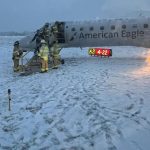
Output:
[42, 22, 50, 47]
[38, 40, 49, 73]
[51, 22, 59, 42]
[51, 40, 62, 69]
[12, 41, 23, 72]
[31, 29, 44, 55]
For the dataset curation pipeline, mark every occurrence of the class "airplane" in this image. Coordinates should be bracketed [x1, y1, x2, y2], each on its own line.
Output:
[19, 17, 150, 51]
[17, 17, 150, 75]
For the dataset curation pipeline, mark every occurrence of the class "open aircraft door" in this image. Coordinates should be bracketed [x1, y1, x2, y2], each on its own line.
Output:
[55, 22, 65, 44]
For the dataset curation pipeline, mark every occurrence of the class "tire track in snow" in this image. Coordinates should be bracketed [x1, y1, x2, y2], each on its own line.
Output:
[79, 69, 150, 150]
[81, 81, 119, 150]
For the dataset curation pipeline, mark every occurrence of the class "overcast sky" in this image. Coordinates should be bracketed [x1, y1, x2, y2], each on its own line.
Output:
[0, 0, 150, 32]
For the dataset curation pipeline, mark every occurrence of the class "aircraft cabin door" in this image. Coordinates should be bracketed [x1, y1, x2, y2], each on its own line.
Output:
[55, 22, 65, 43]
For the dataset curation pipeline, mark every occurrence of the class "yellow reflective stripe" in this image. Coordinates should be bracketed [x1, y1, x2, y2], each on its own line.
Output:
[41, 68, 45, 71]
[42, 57, 48, 61]
[39, 46, 49, 58]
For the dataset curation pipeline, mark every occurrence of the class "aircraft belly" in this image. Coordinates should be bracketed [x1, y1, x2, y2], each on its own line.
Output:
[65, 36, 149, 48]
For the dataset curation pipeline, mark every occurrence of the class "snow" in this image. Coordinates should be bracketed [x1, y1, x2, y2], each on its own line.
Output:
[0, 36, 150, 150]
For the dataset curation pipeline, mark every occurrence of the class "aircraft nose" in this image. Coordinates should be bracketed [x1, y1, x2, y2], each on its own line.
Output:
[19, 34, 35, 51]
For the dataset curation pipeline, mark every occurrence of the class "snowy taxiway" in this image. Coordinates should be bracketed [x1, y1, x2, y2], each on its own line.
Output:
[0, 36, 150, 150]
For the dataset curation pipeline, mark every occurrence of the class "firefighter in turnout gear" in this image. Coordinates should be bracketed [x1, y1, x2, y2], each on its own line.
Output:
[42, 22, 50, 48]
[31, 29, 44, 55]
[50, 40, 62, 69]
[38, 40, 49, 73]
[12, 41, 23, 72]
[51, 22, 59, 42]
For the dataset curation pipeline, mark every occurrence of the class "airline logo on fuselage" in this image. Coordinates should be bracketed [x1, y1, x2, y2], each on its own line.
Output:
[79, 30, 144, 40]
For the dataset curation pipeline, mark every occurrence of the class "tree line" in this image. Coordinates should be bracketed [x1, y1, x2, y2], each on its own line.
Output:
[0, 31, 32, 36]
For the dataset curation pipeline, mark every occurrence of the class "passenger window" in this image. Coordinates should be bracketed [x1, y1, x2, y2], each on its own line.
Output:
[122, 25, 126, 29]
[71, 27, 76, 31]
[111, 25, 115, 30]
[100, 26, 104, 30]
[90, 27, 94, 31]
[132, 24, 137, 28]
[144, 24, 148, 28]
[80, 27, 83, 31]
[66, 26, 68, 29]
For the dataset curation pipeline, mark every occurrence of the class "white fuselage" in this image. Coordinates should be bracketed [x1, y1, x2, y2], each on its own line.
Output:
[19, 17, 150, 50]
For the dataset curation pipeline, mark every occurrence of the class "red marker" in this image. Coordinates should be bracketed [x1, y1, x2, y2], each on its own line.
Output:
[88, 48, 112, 57]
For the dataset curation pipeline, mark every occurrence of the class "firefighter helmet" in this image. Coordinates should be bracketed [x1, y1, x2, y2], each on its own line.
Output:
[44, 22, 49, 27]
[55, 21, 59, 25]
[41, 39, 46, 44]
[14, 41, 19, 46]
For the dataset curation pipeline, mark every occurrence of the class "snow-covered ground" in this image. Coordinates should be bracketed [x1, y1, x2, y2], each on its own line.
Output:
[0, 36, 150, 150]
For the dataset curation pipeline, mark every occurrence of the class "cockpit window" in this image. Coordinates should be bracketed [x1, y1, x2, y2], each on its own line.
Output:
[71, 27, 76, 31]
[132, 24, 137, 28]
[122, 25, 126, 29]
[111, 25, 115, 30]
[144, 24, 148, 28]
[100, 26, 104, 30]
